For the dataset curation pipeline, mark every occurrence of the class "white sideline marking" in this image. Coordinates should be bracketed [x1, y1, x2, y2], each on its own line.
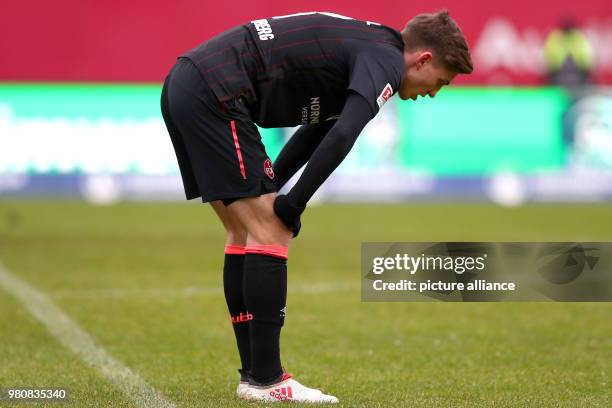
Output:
[0, 261, 176, 408]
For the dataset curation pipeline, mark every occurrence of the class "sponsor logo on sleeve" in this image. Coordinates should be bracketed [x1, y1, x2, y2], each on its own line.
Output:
[376, 83, 393, 108]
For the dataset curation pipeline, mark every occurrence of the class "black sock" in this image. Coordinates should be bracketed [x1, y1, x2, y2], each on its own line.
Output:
[243, 253, 287, 385]
[223, 253, 251, 374]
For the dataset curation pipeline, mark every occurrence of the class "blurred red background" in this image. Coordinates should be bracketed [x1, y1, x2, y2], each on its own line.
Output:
[1, 0, 611, 84]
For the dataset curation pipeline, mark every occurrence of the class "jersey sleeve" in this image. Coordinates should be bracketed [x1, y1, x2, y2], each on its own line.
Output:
[347, 45, 404, 115]
[285, 92, 374, 208]
[272, 121, 334, 190]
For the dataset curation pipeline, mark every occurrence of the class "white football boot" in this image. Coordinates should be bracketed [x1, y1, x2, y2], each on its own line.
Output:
[236, 369, 250, 399]
[244, 372, 339, 403]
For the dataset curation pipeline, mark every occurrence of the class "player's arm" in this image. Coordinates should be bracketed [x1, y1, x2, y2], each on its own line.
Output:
[272, 121, 334, 191]
[273, 91, 374, 235]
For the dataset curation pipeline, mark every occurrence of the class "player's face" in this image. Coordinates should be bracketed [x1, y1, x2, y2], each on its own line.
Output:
[398, 51, 457, 101]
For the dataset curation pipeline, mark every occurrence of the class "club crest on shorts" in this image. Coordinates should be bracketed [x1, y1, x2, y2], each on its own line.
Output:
[376, 83, 393, 108]
[264, 158, 274, 179]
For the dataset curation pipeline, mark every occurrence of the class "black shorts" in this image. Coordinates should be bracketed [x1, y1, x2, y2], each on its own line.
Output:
[160, 57, 276, 205]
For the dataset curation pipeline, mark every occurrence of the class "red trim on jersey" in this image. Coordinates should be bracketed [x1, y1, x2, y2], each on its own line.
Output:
[270, 37, 397, 52]
[275, 23, 389, 37]
[200, 51, 260, 74]
[190, 15, 327, 62]
[245, 244, 288, 260]
[266, 53, 336, 70]
[230, 120, 247, 179]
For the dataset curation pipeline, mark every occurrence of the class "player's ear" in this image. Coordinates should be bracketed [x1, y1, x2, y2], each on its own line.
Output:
[416, 51, 433, 69]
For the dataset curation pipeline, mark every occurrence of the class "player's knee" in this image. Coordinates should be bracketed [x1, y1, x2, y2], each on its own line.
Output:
[247, 218, 292, 247]
[225, 216, 247, 245]
[226, 193, 292, 246]
[226, 228, 247, 246]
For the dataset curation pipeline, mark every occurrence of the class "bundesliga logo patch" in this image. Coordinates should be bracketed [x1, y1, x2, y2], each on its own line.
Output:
[264, 158, 274, 179]
[376, 83, 393, 108]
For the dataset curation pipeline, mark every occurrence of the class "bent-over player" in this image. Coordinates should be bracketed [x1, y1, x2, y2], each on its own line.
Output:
[161, 10, 472, 403]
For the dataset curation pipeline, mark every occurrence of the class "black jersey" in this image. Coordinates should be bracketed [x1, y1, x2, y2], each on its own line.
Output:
[182, 12, 404, 128]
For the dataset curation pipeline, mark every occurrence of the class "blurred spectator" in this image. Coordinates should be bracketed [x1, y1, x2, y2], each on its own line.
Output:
[544, 17, 594, 87]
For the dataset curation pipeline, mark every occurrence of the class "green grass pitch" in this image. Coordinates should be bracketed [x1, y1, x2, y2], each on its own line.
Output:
[0, 201, 610, 407]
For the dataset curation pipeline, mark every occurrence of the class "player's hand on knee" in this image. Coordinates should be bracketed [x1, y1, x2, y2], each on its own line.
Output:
[273, 195, 305, 237]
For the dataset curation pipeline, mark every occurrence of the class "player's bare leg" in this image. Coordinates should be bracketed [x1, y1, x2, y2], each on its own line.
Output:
[210, 200, 247, 247]
[226, 193, 292, 247]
